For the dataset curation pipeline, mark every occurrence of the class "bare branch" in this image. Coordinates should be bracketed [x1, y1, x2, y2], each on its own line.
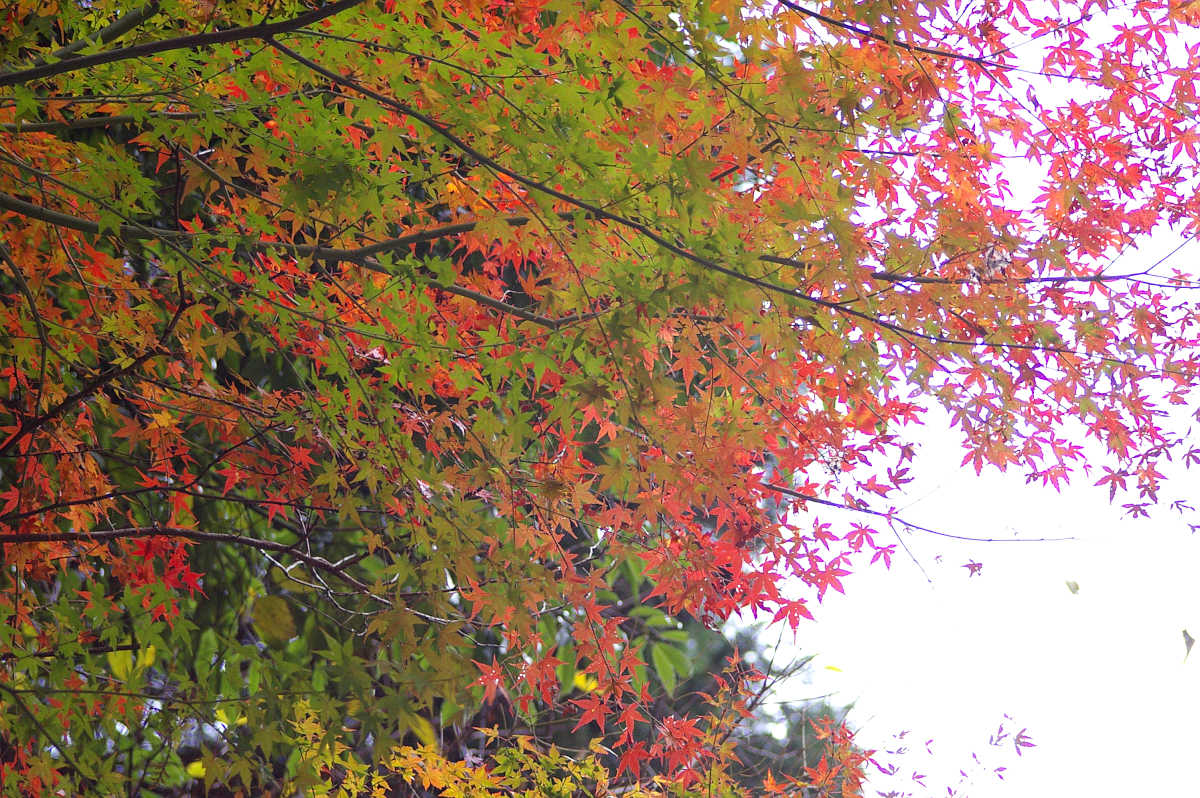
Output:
[763, 482, 1074, 543]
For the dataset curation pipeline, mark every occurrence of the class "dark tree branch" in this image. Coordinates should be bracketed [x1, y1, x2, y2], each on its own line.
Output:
[775, 0, 1000, 67]
[34, 3, 162, 68]
[870, 270, 1144, 286]
[0, 0, 365, 88]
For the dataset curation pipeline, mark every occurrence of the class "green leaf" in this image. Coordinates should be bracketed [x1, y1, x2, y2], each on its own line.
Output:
[650, 643, 677, 696]
[11, 85, 38, 121]
[195, 628, 218, 683]
[942, 102, 962, 137]
[252, 595, 296, 647]
[658, 642, 691, 679]
[556, 643, 577, 693]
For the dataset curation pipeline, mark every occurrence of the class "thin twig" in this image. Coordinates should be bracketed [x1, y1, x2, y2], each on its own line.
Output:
[764, 482, 1075, 543]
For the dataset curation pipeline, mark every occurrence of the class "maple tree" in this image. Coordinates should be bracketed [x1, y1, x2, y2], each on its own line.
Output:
[2, 0, 1200, 794]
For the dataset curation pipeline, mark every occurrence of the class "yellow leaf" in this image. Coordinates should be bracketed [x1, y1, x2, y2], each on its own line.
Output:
[107, 650, 133, 680]
[105, 644, 156, 680]
[215, 708, 249, 727]
[185, 760, 206, 779]
[148, 410, 176, 430]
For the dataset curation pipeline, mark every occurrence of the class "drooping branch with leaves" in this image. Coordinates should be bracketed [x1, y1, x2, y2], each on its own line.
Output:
[2, 0, 1200, 795]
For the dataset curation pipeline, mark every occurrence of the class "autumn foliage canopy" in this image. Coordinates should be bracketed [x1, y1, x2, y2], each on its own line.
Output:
[2, 0, 1200, 794]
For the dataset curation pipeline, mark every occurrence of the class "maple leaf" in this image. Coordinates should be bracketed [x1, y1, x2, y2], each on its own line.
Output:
[571, 694, 608, 733]
[471, 660, 505, 705]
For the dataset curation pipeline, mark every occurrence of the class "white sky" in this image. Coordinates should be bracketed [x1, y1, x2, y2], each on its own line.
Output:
[777, 417, 1200, 796]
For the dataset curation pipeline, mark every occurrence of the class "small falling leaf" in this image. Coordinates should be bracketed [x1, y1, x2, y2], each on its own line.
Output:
[963, 560, 983, 577]
[1065, 580, 1080, 594]
[1184, 629, 1195, 661]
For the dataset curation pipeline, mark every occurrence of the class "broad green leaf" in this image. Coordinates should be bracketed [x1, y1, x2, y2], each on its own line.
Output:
[252, 596, 296, 647]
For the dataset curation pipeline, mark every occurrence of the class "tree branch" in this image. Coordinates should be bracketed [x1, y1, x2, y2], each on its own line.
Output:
[869, 270, 1142, 286]
[0, 525, 387, 602]
[0, 0, 365, 88]
[35, 2, 162, 68]
[1, 110, 205, 134]
[775, 0, 1000, 67]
